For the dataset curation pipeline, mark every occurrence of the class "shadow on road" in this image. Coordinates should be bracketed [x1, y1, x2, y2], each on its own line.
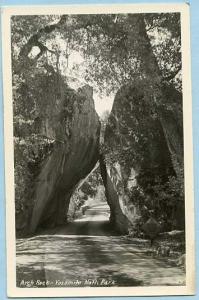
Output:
[16, 203, 185, 288]
[77, 236, 143, 287]
[37, 220, 121, 236]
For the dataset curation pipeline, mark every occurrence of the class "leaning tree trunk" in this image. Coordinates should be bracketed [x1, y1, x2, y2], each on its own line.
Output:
[100, 15, 184, 232]
[128, 15, 184, 176]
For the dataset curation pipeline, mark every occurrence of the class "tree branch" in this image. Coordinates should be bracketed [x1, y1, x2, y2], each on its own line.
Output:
[163, 65, 181, 82]
[146, 24, 156, 32]
[33, 40, 56, 60]
[19, 15, 67, 59]
[14, 15, 68, 74]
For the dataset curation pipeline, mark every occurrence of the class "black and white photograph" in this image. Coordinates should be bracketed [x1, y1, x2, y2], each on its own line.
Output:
[2, 4, 194, 297]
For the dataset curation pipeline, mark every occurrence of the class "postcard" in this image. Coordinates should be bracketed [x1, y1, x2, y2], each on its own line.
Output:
[1, 3, 195, 297]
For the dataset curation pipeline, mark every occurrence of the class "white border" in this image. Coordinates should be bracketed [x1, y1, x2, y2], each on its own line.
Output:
[1, 3, 195, 297]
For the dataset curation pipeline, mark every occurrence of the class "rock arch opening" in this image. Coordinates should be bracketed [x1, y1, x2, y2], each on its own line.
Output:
[34, 161, 129, 236]
[24, 76, 129, 238]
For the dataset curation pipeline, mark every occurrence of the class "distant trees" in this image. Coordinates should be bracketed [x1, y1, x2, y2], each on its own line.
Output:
[80, 167, 103, 199]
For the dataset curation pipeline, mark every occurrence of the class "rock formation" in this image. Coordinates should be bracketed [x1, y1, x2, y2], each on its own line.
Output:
[29, 80, 101, 233]
[14, 72, 184, 237]
[100, 154, 129, 234]
[15, 70, 101, 236]
[102, 81, 184, 231]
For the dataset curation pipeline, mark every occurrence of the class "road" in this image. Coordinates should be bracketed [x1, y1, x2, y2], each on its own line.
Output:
[16, 203, 185, 288]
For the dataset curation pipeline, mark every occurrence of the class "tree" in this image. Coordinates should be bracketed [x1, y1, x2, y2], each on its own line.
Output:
[11, 12, 184, 234]
[12, 13, 182, 90]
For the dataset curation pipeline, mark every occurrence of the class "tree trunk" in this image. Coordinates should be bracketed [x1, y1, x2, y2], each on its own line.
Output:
[128, 15, 184, 175]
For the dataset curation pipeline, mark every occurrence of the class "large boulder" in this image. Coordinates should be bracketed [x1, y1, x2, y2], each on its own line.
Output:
[102, 81, 183, 232]
[14, 70, 100, 236]
[29, 83, 100, 233]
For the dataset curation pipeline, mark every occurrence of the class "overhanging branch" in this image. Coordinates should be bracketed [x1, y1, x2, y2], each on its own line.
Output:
[19, 15, 67, 59]
[15, 15, 68, 73]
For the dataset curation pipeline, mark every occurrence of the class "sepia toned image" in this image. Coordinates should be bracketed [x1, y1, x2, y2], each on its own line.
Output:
[2, 4, 194, 298]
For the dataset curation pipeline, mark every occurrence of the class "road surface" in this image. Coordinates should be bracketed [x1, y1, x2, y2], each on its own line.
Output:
[16, 203, 185, 287]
